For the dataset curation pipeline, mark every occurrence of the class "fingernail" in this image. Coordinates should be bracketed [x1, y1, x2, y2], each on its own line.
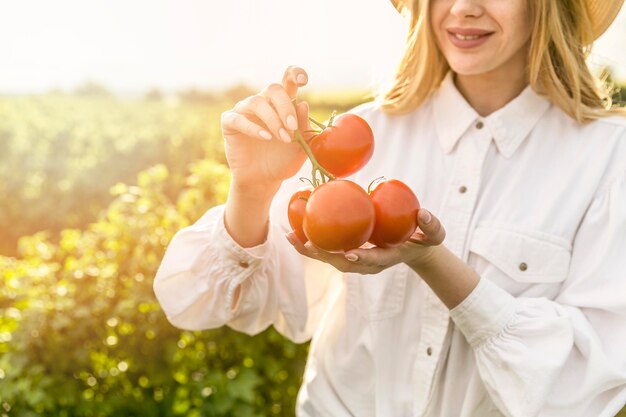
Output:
[286, 114, 297, 131]
[279, 128, 291, 143]
[304, 242, 318, 255]
[297, 74, 307, 84]
[419, 209, 432, 224]
[259, 129, 272, 140]
[286, 233, 295, 245]
[345, 253, 359, 262]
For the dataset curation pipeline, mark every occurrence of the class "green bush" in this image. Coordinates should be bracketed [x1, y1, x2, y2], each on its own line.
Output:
[0, 161, 308, 416]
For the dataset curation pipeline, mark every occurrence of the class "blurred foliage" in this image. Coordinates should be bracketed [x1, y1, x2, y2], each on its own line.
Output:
[0, 89, 365, 416]
[73, 82, 114, 98]
[614, 85, 626, 106]
[0, 95, 223, 257]
[603, 67, 626, 107]
[0, 161, 308, 416]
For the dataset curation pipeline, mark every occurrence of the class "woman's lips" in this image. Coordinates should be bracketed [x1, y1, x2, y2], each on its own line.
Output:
[446, 29, 494, 49]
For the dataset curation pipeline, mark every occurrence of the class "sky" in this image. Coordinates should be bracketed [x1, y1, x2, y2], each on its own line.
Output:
[1, 0, 625, 94]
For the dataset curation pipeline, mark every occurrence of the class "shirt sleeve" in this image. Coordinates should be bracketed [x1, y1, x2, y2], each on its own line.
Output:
[153, 175, 340, 344]
[450, 171, 626, 417]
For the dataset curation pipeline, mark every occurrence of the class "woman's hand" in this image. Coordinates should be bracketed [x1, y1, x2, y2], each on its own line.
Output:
[286, 208, 446, 274]
[221, 66, 314, 190]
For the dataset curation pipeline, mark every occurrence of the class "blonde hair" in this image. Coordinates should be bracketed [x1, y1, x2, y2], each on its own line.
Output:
[378, 0, 626, 122]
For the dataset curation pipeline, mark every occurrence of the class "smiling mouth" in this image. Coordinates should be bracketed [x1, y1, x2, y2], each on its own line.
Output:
[452, 33, 483, 41]
[446, 29, 494, 47]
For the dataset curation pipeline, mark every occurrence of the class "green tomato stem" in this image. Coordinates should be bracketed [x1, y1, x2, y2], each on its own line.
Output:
[367, 176, 386, 194]
[328, 110, 337, 127]
[308, 116, 327, 131]
[294, 130, 335, 185]
[291, 99, 335, 186]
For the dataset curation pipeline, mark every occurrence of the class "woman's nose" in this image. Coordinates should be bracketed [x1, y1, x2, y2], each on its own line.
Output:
[449, 0, 484, 19]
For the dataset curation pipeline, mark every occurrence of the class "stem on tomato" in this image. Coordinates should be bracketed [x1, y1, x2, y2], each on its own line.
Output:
[327, 110, 337, 127]
[298, 177, 316, 188]
[291, 97, 327, 131]
[291, 99, 335, 186]
[308, 116, 327, 131]
[367, 176, 386, 194]
[294, 130, 335, 186]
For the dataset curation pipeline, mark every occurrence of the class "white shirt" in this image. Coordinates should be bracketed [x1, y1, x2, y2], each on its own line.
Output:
[153, 73, 626, 417]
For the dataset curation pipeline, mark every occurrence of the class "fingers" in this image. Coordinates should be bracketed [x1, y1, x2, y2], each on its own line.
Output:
[232, 93, 293, 143]
[286, 232, 308, 254]
[408, 209, 446, 246]
[343, 246, 395, 268]
[282, 65, 308, 99]
[286, 233, 349, 267]
[221, 110, 273, 141]
[225, 66, 307, 144]
[286, 233, 388, 274]
[260, 83, 299, 138]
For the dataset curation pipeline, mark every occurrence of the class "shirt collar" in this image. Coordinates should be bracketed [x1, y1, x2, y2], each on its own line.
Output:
[432, 72, 551, 158]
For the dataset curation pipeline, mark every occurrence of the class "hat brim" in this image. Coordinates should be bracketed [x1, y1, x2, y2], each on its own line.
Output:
[587, 0, 624, 39]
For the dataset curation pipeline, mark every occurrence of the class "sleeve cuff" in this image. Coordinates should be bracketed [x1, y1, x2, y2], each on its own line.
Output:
[449, 278, 517, 348]
[212, 207, 272, 312]
[210, 206, 270, 267]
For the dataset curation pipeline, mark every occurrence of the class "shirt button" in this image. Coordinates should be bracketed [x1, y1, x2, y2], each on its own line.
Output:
[458, 185, 468, 194]
[519, 262, 528, 271]
[476, 121, 484, 129]
[426, 347, 433, 356]
[239, 260, 250, 268]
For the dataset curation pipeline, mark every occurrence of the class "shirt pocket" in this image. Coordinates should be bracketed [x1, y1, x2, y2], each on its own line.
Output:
[469, 224, 572, 286]
[346, 264, 408, 321]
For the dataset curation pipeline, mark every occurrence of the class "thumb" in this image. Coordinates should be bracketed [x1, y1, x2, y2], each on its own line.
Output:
[414, 208, 446, 246]
[281, 66, 308, 99]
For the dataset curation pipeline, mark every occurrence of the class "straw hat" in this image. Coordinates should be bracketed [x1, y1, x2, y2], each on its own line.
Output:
[586, 0, 625, 38]
[389, 0, 624, 40]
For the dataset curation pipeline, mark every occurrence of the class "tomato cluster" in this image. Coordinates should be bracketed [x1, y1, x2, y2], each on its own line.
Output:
[288, 112, 421, 252]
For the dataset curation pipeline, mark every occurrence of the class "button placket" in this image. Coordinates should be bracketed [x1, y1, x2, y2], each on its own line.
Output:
[414, 127, 493, 416]
[413, 290, 450, 416]
[440, 136, 490, 257]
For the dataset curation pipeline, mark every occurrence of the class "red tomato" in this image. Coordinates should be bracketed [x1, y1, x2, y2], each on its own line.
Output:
[368, 179, 420, 248]
[303, 180, 375, 251]
[287, 188, 312, 243]
[309, 113, 374, 178]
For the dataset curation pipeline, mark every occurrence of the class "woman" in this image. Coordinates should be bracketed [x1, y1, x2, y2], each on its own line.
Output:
[154, 0, 626, 416]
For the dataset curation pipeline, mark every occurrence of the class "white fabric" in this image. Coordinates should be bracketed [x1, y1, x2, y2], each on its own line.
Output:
[153, 73, 626, 417]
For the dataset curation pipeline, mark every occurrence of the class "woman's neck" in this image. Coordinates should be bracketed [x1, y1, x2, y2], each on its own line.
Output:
[454, 64, 529, 117]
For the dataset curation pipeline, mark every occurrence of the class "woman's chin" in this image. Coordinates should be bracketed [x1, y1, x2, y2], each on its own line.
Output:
[447, 62, 495, 77]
